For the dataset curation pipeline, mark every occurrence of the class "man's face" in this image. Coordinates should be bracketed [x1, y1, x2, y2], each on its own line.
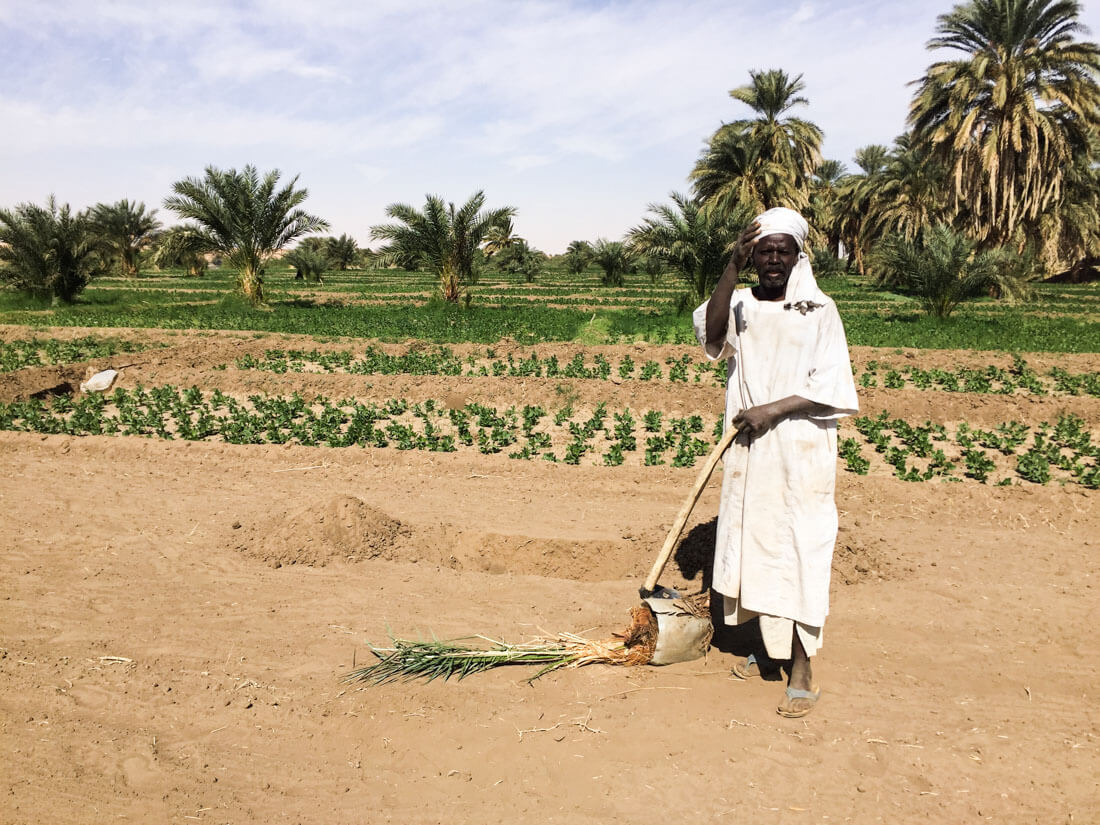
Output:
[752, 233, 799, 293]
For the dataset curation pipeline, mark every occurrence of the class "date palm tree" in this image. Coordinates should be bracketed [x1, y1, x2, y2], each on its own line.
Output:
[808, 160, 847, 258]
[492, 238, 543, 282]
[325, 234, 359, 270]
[693, 69, 823, 218]
[151, 226, 209, 277]
[873, 223, 1035, 317]
[835, 144, 898, 275]
[371, 191, 515, 302]
[869, 135, 954, 243]
[1030, 129, 1100, 272]
[164, 165, 329, 304]
[590, 239, 634, 287]
[908, 0, 1100, 249]
[89, 199, 161, 277]
[563, 240, 594, 275]
[627, 192, 744, 300]
[482, 218, 520, 260]
[285, 246, 328, 282]
[0, 197, 108, 303]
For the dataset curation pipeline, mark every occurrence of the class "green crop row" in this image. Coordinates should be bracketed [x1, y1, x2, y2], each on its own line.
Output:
[234, 346, 1100, 398]
[234, 346, 726, 385]
[858, 354, 1100, 396]
[0, 385, 1095, 486]
[0, 336, 154, 372]
[845, 410, 1098, 487]
[0, 387, 721, 469]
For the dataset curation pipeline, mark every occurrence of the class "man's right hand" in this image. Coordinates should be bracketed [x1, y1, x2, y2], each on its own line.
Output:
[731, 220, 761, 274]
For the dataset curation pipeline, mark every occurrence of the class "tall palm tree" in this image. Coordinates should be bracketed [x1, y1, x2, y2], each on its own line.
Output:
[808, 160, 847, 257]
[164, 165, 329, 304]
[89, 199, 161, 277]
[908, 0, 1100, 249]
[627, 192, 744, 300]
[691, 128, 796, 219]
[869, 135, 955, 243]
[693, 69, 823, 219]
[0, 197, 108, 303]
[835, 141, 943, 275]
[1030, 130, 1100, 272]
[853, 145, 891, 177]
[371, 191, 515, 302]
[835, 146, 891, 275]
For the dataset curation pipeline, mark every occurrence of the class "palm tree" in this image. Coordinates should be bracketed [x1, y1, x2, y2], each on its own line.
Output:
[371, 191, 515, 302]
[691, 128, 794, 220]
[285, 246, 329, 282]
[869, 135, 955, 243]
[1030, 131, 1100, 272]
[325, 234, 359, 270]
[808, 160, 847, 257]
[89, 199, 161, 277]
[908, 0, 1100, 250]
[693, 69, 823, 219]
[834, 144, 900, 274]
[563, 240, 593, 275]
[0, 197, 108, 303]
[590, 239, 634, 287]
[493, 238, 544, 282]
[151, 226, 209, 277]
[482, 218, 520, 260]
[164, 165, 329, 304]
[872, 223, 1035, 317]
[627, 192, 743, 300]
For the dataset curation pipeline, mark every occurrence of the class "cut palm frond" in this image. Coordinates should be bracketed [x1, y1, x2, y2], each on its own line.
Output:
[345, 606, 659, 685]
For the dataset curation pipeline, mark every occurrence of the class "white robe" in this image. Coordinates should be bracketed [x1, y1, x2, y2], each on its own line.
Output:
[693, 280, 858, 658]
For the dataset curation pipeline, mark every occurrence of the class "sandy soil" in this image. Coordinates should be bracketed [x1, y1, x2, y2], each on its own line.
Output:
[1, 326, 1098, 824]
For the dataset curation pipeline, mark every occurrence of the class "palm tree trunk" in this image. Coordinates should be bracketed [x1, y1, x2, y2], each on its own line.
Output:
[440, 261, 460, 303]
[239, 265, 264, 304]
[122, 250, 139, 278]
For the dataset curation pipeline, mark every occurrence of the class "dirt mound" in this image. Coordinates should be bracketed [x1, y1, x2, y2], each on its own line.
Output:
[237, 495, 401, 568]
[0, 364, 85, 403]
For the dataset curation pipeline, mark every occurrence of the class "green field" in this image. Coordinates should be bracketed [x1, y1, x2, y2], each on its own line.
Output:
[2, 262, 1098, 352]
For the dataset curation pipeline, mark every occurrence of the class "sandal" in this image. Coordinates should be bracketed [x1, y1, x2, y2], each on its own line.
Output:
[777, 685, 820, 718]
[731, 653, 762, 680]
[732, 653, 784, 681]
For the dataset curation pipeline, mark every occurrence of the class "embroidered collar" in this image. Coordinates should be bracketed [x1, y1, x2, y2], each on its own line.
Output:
[783, 300, 823, 315]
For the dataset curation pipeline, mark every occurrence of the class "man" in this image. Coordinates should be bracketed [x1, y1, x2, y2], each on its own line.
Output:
[693, 207, 858, 718]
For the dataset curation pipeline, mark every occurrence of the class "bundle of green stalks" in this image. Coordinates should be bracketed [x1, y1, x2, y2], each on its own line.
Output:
[345, 606, 658, 685]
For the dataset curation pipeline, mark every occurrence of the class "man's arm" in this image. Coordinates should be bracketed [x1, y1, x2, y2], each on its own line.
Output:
[732, 395, 835, 439]
[704, 221, 760, 350]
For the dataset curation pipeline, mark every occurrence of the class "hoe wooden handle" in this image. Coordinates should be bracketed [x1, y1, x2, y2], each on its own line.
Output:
[641, 423, 740, 594]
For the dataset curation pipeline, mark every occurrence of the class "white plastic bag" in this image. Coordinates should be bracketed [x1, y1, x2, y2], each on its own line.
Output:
[79, 369, 118, 393]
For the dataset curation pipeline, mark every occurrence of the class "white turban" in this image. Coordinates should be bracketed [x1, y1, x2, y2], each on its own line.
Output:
[752, 206, 823, 304]
[754, 206, 809, 251]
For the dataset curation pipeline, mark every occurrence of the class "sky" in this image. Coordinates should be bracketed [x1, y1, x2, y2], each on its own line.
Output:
[2, 0, 1099, 254]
